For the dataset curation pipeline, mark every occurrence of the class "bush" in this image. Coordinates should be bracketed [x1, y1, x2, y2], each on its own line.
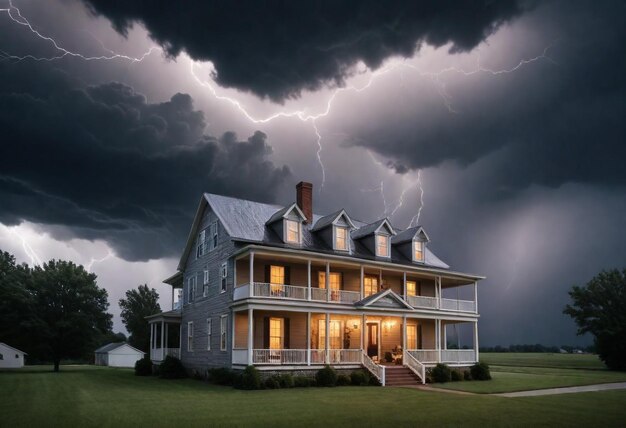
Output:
[294, 375, 312, 388]
[369, 375, 381, 386]
[350, 370, 369, 386]
[264, 375, 281, 389]
[470, 362, 492, 380]
[208, 367, 236, 385]
[235, 366, 261, 390]
[134, 356, 152, 376]
[384, 352, 393, 363]
[336, 374, 351, 386]
[431, 363, 452, 383]
[463, 370, 472, 381]
[316, 365, 338, 387]
[159, 356, 187, 379]
[278, 373, 294, 388]
[450, 370, 462, 381]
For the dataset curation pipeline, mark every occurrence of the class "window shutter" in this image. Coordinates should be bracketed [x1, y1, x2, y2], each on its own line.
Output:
[418, 281, 422, 295]
[264, 265, 271, 283]
[263, 317, 270, 349]
[284, 318, 290, 349]
[418, 324, 423, 349]
[284, 266, 291, 285]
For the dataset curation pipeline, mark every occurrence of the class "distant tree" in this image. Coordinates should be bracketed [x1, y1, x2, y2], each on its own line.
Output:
[97, 331, 127, 348]
[31, 260, 113, 371]
[564, 269, 626, 370]
[119, 284, 161, 352]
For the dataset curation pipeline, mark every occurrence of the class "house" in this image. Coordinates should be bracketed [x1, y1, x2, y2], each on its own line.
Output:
[0, 343, 27, 368]
[148, 181, 483, 385]
[94, 343, 145, 368]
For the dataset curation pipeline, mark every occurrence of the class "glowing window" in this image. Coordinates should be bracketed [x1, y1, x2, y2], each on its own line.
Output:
[406, 324, 417, 349]
[285, 219, 300, 243]
[376, 235, 389, 257]
[335, 227, 348, 250]
[414, 241, 424, 261]
[318, 272, 341, 290]
[318, 320, 342, 349]
[364, 276, 379, 297]
[406, 280, 417, 296]
[269, 318, 284, 350]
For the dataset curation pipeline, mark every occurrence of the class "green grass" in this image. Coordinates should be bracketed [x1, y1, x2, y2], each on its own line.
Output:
[431, 353, 626, 394]
[1, 365, 626, 427]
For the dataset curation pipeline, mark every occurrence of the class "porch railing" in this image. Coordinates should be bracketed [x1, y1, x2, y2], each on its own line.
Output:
[311, 288, 361, 304]
[440, 298, 476, 312]
[403, 350, 426, 384]
[253, 282, 308, 300]
[232, 349, 248, 365]
[329, 349, 362, 364]
[407, 349, 438, 363]
[234, 283, 360, 304]
[310, 349, 325, 364]
[362, 352, 386, 386]
[441, 349, 477, 364]
[252, 349, 307, 365]
[150, 347, 180, 361]
[406, 295, 438, 309]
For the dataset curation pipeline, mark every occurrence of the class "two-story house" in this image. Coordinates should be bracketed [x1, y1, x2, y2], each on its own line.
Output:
[147, 182, 483, 385]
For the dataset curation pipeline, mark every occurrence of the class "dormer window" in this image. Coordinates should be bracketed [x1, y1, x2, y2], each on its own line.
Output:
[335, 226, 348, 251]
[376, 234, 390, 257]
[285, 219, 301, 244]
[414, 241, 424, 262]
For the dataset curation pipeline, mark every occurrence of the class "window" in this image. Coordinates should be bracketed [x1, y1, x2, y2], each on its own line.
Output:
[285, 219, 300, 244]
[364, 275, 379, 297]
[196, 229, 206, 258]
[318, 320, 342, 349]
[210, 221, 218, 249]
[187, 276, 196, 303]
[335, 226, 348, 251]
[406, 280, 417, 296]
[319, 271, 342, 301]
[414, 241, 424, 262]
[203, 266, 209, 297]
[270, 265, 285, 294]
[207, 318, 212, 350]
[406, 324, 417, 349]
[196, 222, 218, 258]
[221, 263, 227, 293]
[269, 317, 284, 350]
[0, 353, 3, 360]
[220, 315, 228, 351]
[187, 322, 194, 352]
[376, 234, 389, 257]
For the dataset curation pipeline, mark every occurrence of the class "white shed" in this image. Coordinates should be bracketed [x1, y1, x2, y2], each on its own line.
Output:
[94, 343, 145, 368]
[0, 342, 27, 368]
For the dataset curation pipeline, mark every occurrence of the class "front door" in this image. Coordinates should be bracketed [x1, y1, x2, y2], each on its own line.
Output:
[366, 322, 379, 360]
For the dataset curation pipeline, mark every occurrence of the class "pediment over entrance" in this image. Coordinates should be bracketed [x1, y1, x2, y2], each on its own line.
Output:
[355, 289, 413, 310]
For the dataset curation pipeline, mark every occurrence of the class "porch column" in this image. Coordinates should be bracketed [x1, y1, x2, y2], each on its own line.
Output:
[360, 314, 365, 353]
[360, 265, 364, 298]
[402, 272, 407, 300]
[165, 323, 169, 350]
[443, 322, 447, 350]
[171, 287, 175, 310]
[325, 313, 330, 363]
[307, 260, 312, 300]
[306, 312, 311, 366]
[474, 281, 478, 314]
[474, 321, 480, 362]
[160, 320, 165, 360]
[247, 308, 254, 365]
[325, 262, 330, 301]
[402, 315, 407, 352]
[436, 319, 441, 363]
[249, 252, 254, 297]
[437, 276, 442, 309]
[178, 324, 182, 352]
[379, 269, 383, 289]
[150, 322, 154, 354]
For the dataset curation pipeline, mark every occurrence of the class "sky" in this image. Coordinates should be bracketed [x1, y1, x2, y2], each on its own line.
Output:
[0, 0, 623, 346]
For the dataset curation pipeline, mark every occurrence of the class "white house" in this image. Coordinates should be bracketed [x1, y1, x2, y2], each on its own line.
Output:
[94, 343, 145, 368]
[0, 342, 27, 368]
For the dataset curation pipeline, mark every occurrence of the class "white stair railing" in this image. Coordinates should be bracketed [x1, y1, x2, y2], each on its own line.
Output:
[362, 352, 386, 386]
[403, 350, 426, 384]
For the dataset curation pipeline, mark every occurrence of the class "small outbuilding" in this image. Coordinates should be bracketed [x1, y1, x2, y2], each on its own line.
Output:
[94, 342, 145, 368]
[0, 342, 27, 368]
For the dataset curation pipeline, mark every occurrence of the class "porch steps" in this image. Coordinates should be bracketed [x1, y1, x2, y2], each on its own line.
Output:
[384, 366, 422, 386]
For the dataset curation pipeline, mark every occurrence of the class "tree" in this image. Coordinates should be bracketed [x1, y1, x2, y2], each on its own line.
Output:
[564, 269, 626, 370]
[31, 260, 113, 371]
[119, 284, 161, 352]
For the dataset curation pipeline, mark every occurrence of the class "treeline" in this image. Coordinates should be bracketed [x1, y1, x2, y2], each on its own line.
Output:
[479, 344, 596, 353]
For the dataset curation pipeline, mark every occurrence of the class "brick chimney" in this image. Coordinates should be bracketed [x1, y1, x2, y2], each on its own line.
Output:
[296, 181, 313, 224]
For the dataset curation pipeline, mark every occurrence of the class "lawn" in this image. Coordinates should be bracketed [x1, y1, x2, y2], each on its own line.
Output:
[1, 365, 626, 427]
[431, 353, 626, 394]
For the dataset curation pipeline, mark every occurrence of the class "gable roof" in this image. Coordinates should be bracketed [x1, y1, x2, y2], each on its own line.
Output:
[355, 289, 413, 309]
[0, 342, 27, 355]
[391, 226, 430, 245]
[94, 342, 144, 354]
[266, 202, 306, 225]
[311, 209, 356, 232]
[351, 218, 396, 240]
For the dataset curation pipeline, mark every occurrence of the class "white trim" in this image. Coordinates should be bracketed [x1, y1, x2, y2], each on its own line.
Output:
[365, 319, 382, 361]
[220, 262, 228, 294]
[187, 321, 194, 352]
[284, 218, 302, 245]
[375, 234, 391, 258]
[220, 314, 228, 351]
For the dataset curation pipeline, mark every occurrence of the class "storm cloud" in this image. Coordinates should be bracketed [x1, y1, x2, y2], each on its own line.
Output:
[80, 0, 526, 101]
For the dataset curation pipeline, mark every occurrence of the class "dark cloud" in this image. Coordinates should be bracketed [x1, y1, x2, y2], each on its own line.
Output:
[80, 0, 526, 101]
[0, 64, 291, 261]
[341, 0, 626, 197]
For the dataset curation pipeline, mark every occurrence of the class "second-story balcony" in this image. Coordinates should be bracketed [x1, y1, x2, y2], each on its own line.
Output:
[234, 250, 478, 313]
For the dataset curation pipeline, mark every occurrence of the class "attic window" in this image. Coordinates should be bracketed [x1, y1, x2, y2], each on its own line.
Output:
[414, 241, 424, 262]
[335, 226, 348, 251]
[376, 234, 390, 257]
[285, 219, 301, 244]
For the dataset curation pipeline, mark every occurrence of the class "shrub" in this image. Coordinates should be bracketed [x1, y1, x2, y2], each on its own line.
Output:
[470, 362, 492, 381]
[278, 373, 294, 388]
[134, 356, 152, 376]
[208, 367, 236, 385]
[264, 375, 281, 389]
[463, 370, 472, 381]
[235, 366, 261, 390]
[336, 374, 351, 386]
[384, 352, 393, 363]
[350, 370, 367, 386]
[369, 375, 381, 386]
[316, 365, 338, 387]
[450, 370, 462, 381]
[431, 363, 452, 383]
[159, 356, 187, 379]
[294, 375, 312, 388]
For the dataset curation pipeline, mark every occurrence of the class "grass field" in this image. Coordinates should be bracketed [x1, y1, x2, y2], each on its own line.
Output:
[432, 353, 626, 394]
[1, 365, 626, 427]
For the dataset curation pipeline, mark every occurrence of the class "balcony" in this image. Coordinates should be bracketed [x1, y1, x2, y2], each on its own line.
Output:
[407, 349, 477, 365]
[234, 282, 360, 304]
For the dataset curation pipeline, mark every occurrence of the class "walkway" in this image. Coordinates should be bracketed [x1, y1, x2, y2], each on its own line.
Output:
[493, 382, 626, 397]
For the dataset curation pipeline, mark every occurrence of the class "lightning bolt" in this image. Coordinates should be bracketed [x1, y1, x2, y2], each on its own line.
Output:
[8, 227, 42, 266]
[408, 170, 425, 228]
[85, 249, 114, 273]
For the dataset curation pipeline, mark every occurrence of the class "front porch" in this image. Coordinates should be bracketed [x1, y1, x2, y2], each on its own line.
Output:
[147, 309, 181, 363]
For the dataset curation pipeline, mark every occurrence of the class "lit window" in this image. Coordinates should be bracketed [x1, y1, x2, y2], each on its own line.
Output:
[220, 315, 228, 351]
[269, 318, 284, 350]
[187, 322, 194, 352]
[406, 324, 417, 349]
[335, 227, 348, 250]
[207, 318, 212, 350]
[285, 219, 300, 244]
[270, 265, 285, 294]
[414, 241, 424, 261]
[364, 276, 379, 297]
[319, 271, 342, 301]
[318, 320, 342, 349]
[221, 263, 227, 293]
[406, 280, 417, 296]
[376, 235, 389, 257]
